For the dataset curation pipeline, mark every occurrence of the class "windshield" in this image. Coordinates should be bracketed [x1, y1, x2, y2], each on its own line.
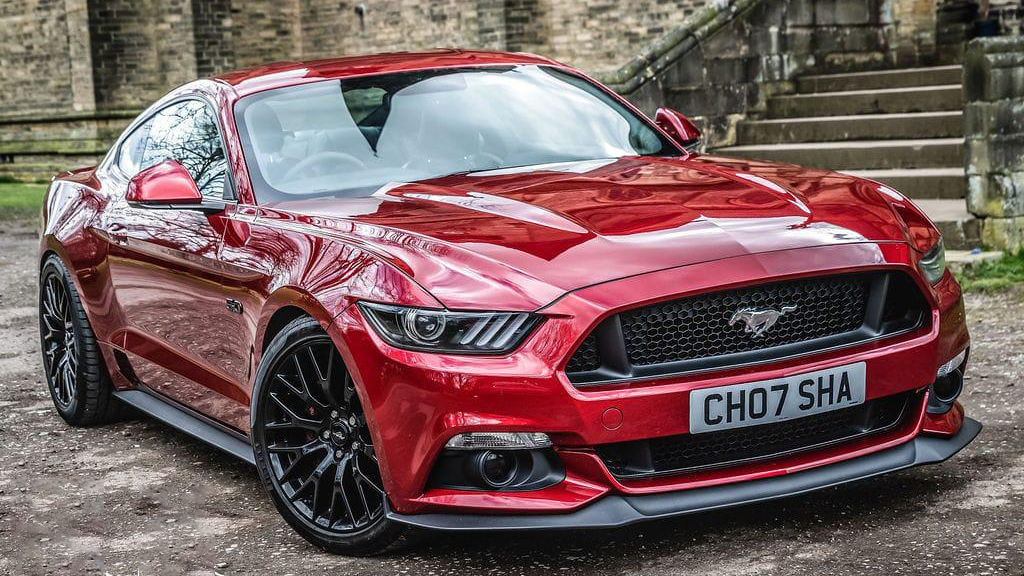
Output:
[235, 64, 679, 202]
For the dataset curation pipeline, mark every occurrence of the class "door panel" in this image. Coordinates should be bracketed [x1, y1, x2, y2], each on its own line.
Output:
[104, 199, 250, 426]
[100, 98, 253, 430]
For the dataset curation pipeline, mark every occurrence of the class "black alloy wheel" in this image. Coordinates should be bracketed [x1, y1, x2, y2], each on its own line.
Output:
[38, 255, 124, 425]
[252, 317, 409, 555]
[41, 269, 78, 409]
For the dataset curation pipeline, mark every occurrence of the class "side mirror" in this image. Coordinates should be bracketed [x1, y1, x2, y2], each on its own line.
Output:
[654, 108, 702, 152]
[127, 160, 224, 213]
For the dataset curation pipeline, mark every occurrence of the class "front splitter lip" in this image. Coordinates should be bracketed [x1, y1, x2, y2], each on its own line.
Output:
[386, 418, 982, 531]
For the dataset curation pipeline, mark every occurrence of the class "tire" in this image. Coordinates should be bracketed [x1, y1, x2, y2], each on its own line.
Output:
[251, 316, 413, 556]
[39, 254, 125, 426]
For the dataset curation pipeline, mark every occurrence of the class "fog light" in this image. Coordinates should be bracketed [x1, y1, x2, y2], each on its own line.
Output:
[932, 371, 963, 404]
[928, 369, 964, 414]
[470, 450, 519, 488]
[445, 432, 552, 450]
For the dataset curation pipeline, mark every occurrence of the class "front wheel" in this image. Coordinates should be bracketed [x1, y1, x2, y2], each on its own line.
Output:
[251, 317, 410, 556]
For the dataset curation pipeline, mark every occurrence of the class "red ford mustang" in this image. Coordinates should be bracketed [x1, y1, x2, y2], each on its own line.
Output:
[38, 50, 980, 555]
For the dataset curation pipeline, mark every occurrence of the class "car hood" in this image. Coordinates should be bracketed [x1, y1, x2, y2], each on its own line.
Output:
[266, 155, 919, 311]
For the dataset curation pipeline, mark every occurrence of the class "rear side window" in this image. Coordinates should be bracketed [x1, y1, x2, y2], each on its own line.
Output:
[142, 101, 229, 200]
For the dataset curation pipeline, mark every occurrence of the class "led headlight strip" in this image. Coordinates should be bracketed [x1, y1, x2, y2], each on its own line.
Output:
[358, 302, 542, 354]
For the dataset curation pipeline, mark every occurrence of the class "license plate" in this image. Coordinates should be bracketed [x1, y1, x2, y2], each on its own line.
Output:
[689, 362, 866, 434]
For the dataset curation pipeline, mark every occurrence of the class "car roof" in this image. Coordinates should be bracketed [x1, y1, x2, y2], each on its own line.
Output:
[213, 49, 564, 97]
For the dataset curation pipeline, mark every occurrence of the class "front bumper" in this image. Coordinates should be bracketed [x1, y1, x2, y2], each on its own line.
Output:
[387, 417, 981, 531]
[332, 242, 973, 515]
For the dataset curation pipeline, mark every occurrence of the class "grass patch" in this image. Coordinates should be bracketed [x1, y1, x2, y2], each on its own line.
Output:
[0, 182, 47, 221]
[957, 251, 1024, 293]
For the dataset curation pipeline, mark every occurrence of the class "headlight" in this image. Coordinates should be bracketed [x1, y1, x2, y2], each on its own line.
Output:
[357, 302, 542, 354]
[918, 240, 947, 285]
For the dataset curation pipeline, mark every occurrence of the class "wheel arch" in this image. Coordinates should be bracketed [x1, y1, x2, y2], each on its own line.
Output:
[39, 248, 60, 271]
[253, 286, 348, 370]
[261, 305, 311, 354]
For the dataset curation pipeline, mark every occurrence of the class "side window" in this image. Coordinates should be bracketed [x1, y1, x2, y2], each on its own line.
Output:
[141, 101, 229, 200]
[117, 122, 151, 177]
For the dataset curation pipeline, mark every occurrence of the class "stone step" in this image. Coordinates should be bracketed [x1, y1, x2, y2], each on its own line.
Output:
[946, 249, 1004, 274]
[0, 160, 96, 183]
[797, 65, 963, 93]
[840, 168, 965, 199]
[714, 138, 964, 171]
[767, 85, 963, 118]
[737, 111, 963, 144]
[915, 199, 982, 250]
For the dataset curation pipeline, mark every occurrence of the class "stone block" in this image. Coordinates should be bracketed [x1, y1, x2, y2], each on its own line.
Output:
[662, 48, 707, 89]
[718, 82, 760, 115]
[694, 112, 744, 149]
[750, 24, 783, 56]
[757, 54, 788, 82]
[746, 0, 786, 27]
[812, 26, 886, 54]
[666, 86, 719, 117]
[813, 0, 839, 25]
[786, 0, 817, 27]
[966, 138, 991, 176]
[964, 101, 1024, 138]
[965, 37, 1024, 101]
[785, 27, 815, 56]
[701, 17, 750, 60]
[981, 216, 1024, 251]
[624, 80, 663, 116]
[967, 172, 1024, 218]
[833, 0, 875, 25]
[984, 59, 1024, 101]
[707, 57, 748, 83]
[820, 50, 889, 73]
[967, 136, 1024, 175]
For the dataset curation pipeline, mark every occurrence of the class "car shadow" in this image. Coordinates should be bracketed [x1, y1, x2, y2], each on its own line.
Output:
[122, 410, 985, 568]
[396, 457, 982, 566]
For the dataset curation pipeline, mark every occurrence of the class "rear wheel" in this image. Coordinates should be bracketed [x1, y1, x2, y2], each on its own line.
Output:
[39, 255, 124, 425]
[251, 317, 410, 555]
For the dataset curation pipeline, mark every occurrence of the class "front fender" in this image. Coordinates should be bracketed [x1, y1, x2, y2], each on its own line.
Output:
[251, 230, 442, 375]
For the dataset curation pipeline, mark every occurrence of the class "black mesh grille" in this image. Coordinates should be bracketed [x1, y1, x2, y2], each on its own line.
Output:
[620, 276, 869, 366]
[597, 392, 914, 478]
[566, 334, 600, 373]
[564, 271, 928, 385]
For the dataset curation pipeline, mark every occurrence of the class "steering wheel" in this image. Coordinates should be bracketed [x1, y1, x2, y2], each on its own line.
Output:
[283, 151, 366, 181]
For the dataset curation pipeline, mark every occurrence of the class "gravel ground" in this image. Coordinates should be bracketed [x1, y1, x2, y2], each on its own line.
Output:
[1, 222, 1022, 576]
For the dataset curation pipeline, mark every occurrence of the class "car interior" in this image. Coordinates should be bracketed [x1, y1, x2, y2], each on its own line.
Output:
[240, 65, 667, 199]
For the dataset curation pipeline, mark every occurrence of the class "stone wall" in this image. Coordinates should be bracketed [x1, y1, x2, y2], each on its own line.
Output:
[0, 0, 93, 116]
[0, 0, 969, 181]
[604, 0, 957, 148]
[299, 0, 508, 61]
[88, 0, 199, 111]
[536, 0, 708, 72]
[964, 36, 1024, 250]
[1, 0, 953, 120]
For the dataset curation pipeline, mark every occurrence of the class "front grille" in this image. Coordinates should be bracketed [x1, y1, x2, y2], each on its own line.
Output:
[621, 276, 869, 366]
[565, 271, 928, 385]
[597, 392, 915, 478]
[566, 334, 601, 373]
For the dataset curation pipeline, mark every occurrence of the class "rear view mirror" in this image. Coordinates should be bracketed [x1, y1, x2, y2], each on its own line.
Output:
[127, 160, 224, 214]
[654, 108, 702, 152]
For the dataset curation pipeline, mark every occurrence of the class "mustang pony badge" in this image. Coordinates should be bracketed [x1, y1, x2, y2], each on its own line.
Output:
[728, 305, 798, 338]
